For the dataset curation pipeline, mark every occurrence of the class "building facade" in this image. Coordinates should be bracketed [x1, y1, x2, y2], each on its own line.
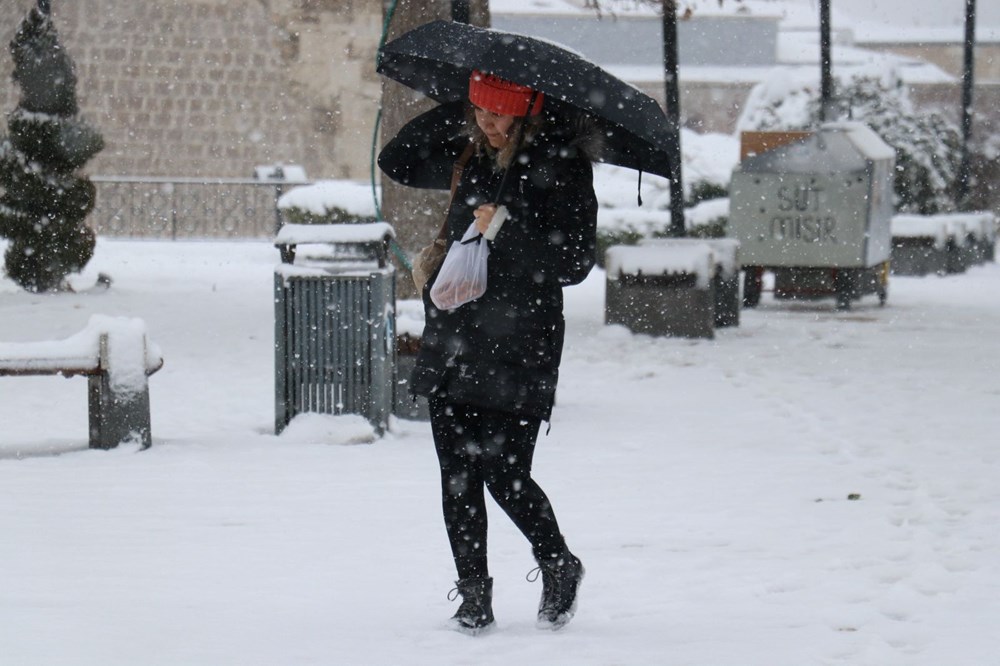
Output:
[1, 1, 996, 215]
[0, 0, 383, 181]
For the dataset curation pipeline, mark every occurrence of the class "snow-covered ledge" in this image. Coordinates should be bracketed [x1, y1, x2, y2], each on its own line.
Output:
[0, 315, 163, 449]
[891, 212, 996, 276]
[274, 221, 394, 246]
[606, 243, 716, 289]
[640, 237, 741, 280]
[892, 215, 964, 250]
[274, 222, 395, 267]
[892, 212, 996, 248]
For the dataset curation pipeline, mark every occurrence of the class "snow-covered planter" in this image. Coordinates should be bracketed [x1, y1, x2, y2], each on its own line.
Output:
[957, 212, 997, 264]
[642, 237, 741, 328]
[891, 215, 956, 277]
[891, 212, 997, 276]
[604, 242, 719, 339]
[276, 180, 379, 226]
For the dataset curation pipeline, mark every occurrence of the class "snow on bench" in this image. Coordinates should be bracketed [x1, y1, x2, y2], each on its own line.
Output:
[0, 315, 164, 449]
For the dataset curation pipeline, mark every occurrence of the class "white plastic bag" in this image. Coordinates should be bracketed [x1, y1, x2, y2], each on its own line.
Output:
[430, 221, 489, 311]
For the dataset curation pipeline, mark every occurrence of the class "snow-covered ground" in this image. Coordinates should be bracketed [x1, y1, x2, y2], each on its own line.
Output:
[1, 236, 998, 665]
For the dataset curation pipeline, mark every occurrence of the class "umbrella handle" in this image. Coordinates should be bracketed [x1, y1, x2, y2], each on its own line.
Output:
[492, 91, 541, 202]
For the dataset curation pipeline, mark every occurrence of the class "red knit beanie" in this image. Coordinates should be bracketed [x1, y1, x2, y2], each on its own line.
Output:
[468, 70, 544, 117]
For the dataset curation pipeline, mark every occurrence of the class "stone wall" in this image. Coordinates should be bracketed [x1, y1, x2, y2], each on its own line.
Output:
[858, 42, 1000, 84]
[0, 0, 383, 180]
[3, 1, 997, 195]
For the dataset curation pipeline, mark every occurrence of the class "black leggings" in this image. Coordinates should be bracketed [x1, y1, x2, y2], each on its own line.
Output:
[429, 397, 566, 580]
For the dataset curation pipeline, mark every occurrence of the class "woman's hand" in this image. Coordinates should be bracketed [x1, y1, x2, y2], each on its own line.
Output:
[472, 204, 497, 235]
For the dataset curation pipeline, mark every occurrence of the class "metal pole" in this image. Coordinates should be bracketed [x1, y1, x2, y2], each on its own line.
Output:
[819, 0, 833, 121]
[662, 0, 685, 236]
[451, 0, 470, 23]
[957, 0, 976, 206]
[37, 0, 50, 14]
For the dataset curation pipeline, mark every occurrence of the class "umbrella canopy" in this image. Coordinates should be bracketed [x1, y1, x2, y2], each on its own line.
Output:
[377, 20, 676, 182]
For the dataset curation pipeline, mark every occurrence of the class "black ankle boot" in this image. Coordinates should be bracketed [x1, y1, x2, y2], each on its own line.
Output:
[448, 577, 495, 635]
[533, 552, 584, 630]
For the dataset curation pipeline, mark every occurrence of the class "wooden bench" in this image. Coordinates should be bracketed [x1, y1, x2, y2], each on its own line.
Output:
[0, 316, 163, 449]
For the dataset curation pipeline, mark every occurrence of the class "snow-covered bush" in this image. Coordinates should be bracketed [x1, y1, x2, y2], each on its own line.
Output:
[592, 129, 740, 261]
[0, 7, 104, 292]
[277, 180, 379, 226]
[687, 180, 729, 208]
[740, 69, 962, 215]
[280, 205, 373, 226]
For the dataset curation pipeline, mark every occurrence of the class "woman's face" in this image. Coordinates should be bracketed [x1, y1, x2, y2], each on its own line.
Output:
[474, 106, 517, 149]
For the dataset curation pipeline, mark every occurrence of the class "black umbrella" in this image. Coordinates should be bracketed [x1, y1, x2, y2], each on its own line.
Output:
[377, 20, 676, 183]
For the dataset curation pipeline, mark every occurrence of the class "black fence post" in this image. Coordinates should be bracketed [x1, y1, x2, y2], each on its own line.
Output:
[819, 0, 834, 121]
[957, 0, 977, 207]
[662, 0, 685, 237]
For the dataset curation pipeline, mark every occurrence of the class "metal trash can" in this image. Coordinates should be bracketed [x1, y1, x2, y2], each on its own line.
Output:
[730, 122, 895, 310]
[393, 299, 430, 421]
[273, 222, 396, 435]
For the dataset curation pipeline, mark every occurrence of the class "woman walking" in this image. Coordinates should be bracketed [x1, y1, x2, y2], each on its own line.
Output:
[410, 70, 599, 634]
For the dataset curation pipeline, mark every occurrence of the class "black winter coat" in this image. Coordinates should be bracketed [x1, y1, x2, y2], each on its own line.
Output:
[411, 124, 599, 420]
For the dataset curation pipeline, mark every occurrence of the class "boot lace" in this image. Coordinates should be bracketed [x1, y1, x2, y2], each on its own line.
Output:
[529, 564, 560, 616]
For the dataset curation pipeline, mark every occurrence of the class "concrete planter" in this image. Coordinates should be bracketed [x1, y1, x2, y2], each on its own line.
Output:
[890, 236, 949, 276]
[890, 213, 997, 276]
[605, 243, 718, 339]
[639, 238, 741, 329]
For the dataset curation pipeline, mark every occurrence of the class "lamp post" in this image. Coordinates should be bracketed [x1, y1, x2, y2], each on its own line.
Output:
[957, 0, 976, 207]
[662, 0, 685, 236]
[819, 0, 834, 121]
[451, 0, 469, 23]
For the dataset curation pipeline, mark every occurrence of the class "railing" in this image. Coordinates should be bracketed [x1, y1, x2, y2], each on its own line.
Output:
[89, 177, 309, 240]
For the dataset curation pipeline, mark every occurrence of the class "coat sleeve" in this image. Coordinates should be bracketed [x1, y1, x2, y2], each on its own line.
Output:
[494, 156, 598, 287]
[539, 157, 598, 286]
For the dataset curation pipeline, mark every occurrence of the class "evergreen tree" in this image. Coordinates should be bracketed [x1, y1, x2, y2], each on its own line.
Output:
[0, 6, 104, 292]
[818, 77, 961, 215]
